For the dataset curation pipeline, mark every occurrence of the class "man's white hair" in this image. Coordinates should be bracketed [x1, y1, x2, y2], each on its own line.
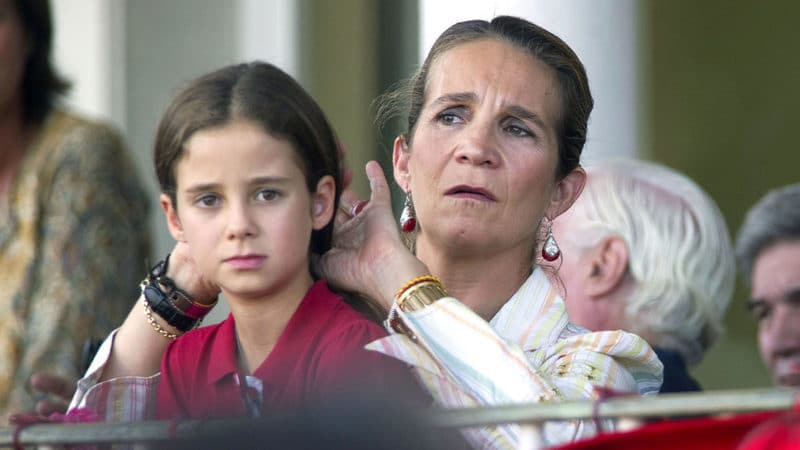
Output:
[563, 159, 735, 366]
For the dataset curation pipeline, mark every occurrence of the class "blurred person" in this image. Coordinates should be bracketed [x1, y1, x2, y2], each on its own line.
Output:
[735, 183, 800, 388]
[0, 0, 149, 418]
[552, 159, 735, 393]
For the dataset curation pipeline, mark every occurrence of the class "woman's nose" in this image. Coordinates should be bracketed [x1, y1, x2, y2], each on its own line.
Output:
[454, 123, 500, 167]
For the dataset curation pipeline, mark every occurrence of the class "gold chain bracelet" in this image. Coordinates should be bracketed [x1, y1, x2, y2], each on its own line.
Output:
[142, 299, 178, 340]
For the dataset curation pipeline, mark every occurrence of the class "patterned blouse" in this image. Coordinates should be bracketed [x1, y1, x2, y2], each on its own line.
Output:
[0, 110, 150, 418]
[368, 268, 663, 449]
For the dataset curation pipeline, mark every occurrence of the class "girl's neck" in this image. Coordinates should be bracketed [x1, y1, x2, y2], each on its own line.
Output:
[416, 237, 534, 321]
[226, 271, 314, 374]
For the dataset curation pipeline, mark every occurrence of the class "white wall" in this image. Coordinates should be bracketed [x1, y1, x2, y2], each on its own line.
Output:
[419, 0, 645, 163]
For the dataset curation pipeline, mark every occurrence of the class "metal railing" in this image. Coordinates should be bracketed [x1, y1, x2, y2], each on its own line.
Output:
[0, 388, 795, 448]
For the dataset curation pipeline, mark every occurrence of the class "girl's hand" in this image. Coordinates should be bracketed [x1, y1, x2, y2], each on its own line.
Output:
[167, 242, 220, 305]
[318, 161, 428, 309]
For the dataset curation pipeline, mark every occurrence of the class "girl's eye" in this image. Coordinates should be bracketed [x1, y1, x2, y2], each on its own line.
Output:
[256, 189, 280, 202]
[195, 194, 220, 208]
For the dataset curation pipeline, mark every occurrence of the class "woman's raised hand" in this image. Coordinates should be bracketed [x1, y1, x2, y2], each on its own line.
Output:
[319, 161, 428, 309]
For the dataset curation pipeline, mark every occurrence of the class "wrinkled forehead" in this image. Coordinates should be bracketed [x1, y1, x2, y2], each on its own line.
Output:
[424, 38, 563, 126]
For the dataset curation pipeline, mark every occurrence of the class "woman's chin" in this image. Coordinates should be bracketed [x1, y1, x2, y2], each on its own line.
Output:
[427, 226, 502, 253]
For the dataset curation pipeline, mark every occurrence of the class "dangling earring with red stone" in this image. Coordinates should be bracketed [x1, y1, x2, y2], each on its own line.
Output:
[400, 191, 417, 233]
[541, 218, 561, 261]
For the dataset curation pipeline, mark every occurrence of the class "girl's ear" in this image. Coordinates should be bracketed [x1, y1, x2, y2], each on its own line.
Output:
[392, 134, 411, 191]
[311, 175, 336, 230]
[160, 193, 186, 242]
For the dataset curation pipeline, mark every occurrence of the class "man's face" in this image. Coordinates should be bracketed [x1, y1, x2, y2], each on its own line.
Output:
[749, 240, 800, 387]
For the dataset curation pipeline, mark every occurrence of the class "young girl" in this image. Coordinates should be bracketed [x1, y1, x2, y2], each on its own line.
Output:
[149, 62, 414, 420]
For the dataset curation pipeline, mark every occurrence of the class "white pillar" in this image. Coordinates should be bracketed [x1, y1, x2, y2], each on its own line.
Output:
[420, 0, 645, 162]
[51, 0, 126, 128]
[237, 0, 298, 78]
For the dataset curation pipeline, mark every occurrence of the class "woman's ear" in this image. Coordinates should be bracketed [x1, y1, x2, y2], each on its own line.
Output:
[160, 193, 186, 242]
[546, 166, 587, 220]
[392, 134, 411, 191]
[311, 175, 336, 230]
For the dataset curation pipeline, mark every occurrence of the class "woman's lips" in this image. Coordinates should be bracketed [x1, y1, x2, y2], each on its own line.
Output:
[445, 185, 497, 201]
[225, 255, 266, 270]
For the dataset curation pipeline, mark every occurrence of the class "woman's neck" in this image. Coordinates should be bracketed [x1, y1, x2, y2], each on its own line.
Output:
[416, 237, 534, 321]
[0, 106, 29, 200]
[225, 272, 314, 373]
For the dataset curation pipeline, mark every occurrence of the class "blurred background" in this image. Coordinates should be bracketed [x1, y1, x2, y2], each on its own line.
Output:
[51, 0, 799, 390]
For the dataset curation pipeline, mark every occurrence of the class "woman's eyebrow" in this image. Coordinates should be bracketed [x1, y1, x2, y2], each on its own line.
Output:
[430, 92, 477, 108]
[506, 104, 547, 129]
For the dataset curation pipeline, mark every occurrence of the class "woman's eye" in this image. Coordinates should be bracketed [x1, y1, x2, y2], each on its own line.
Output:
[195, 194, 219, 208]
[256, 189, 280, 202]
[437, 111, 464, 126]
[505, 124, 533, 138]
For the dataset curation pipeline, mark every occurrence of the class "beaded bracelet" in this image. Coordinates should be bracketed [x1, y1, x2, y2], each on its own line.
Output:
[394, 275, 443, 300]
[142, 299, 178, 340]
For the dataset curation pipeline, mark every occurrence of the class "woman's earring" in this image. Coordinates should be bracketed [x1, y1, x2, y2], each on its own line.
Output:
[400, 191, 417, 233]
[541, 219, 561, 261]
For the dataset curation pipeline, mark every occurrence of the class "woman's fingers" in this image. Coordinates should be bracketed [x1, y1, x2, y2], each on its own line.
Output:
[334, 159, 387, 227]
[35, 398, 69, 416]
[335, 189, 365, 227]
[31, 372, 75, 401]
[365, 161, 391, 206]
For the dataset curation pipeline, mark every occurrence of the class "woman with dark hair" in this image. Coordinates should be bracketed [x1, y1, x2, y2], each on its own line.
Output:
[0, 0, 149, 418]
[318, 17, 662, 447]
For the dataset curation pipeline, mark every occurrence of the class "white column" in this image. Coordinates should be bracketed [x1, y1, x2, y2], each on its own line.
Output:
[51, 0, 126, 128]
[420, 0, 644, 162]
[237, 0, 298, 78]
